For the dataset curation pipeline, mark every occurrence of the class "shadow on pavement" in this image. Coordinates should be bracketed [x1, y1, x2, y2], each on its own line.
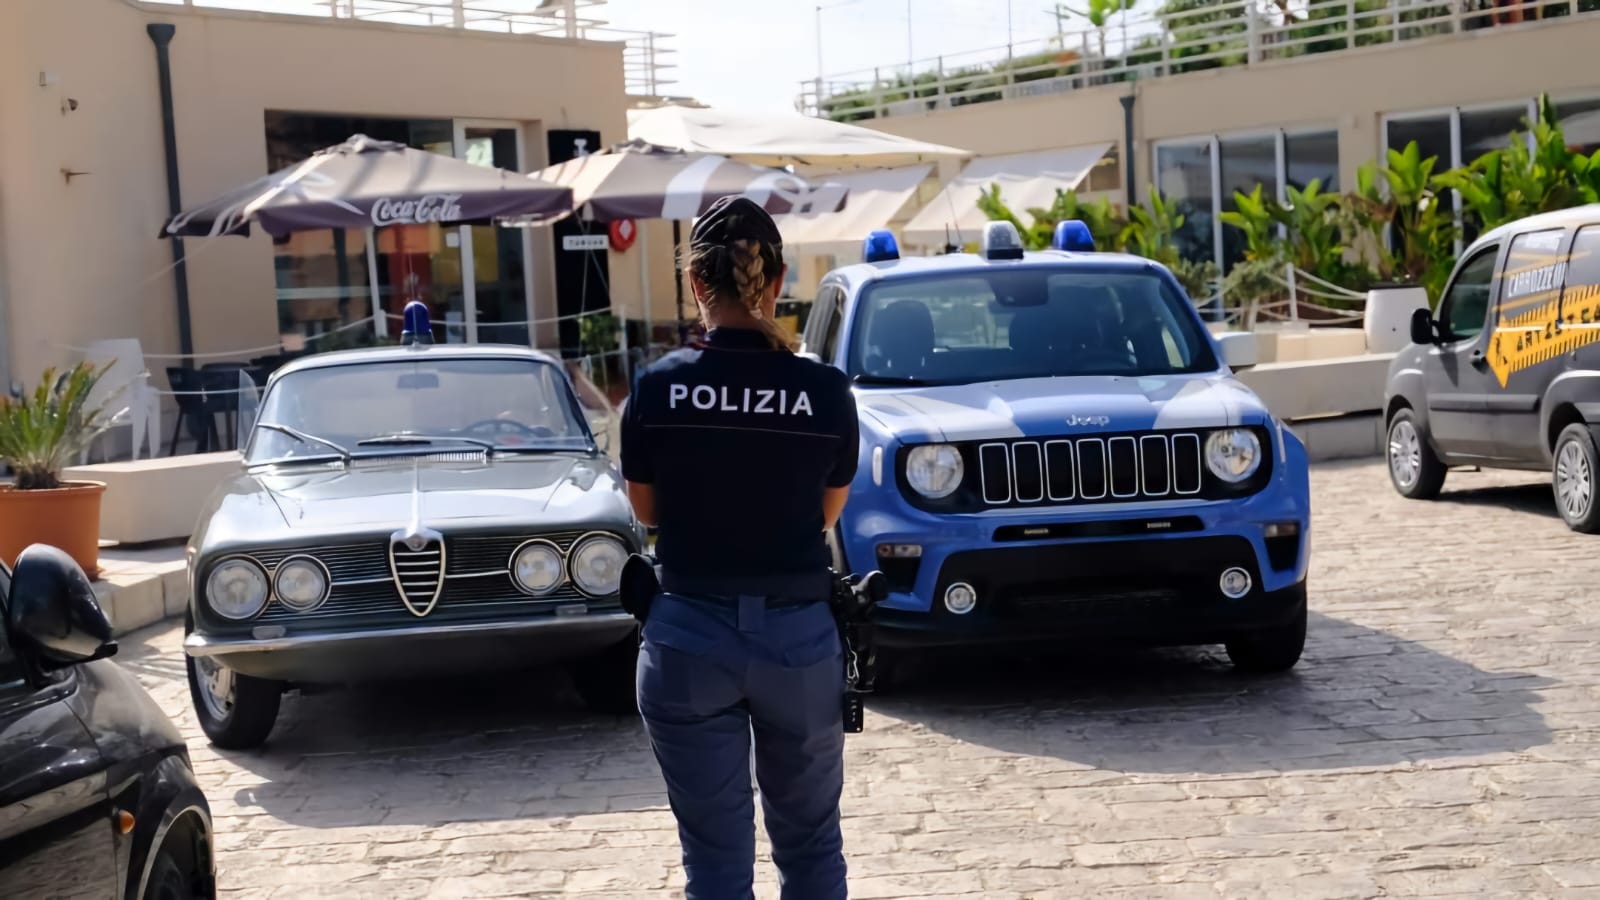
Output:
[1434, 476, 1558, 519]
[214, 670, 660, 827]
[871, 610, 1553, 775]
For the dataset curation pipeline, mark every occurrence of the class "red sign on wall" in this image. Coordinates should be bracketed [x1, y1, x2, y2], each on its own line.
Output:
[608, 218, 638, 253]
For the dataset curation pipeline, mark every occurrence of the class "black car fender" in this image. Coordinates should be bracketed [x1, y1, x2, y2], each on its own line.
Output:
[1540, 369, 1600, 458]
[124, 753, 214, 900]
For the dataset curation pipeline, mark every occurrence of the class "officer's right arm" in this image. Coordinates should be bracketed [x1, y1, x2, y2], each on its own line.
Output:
[620, 375, 657, 527]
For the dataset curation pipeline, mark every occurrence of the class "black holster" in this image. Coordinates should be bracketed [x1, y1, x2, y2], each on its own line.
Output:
[829, 570, 886, 734]
[620, 553, 660, 625]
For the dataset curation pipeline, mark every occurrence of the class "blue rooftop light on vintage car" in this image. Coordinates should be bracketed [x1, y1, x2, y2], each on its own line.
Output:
[1052, 219, 1096, 252]
[401, 301, 433, 347]
[863, 229, 901, 263]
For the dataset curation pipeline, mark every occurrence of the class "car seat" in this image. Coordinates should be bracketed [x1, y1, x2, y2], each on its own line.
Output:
[866, 300, 935, 374]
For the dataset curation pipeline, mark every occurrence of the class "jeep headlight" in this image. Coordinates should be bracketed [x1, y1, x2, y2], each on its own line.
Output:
[905, 444, 964, 499]
[1205, 428, 1262, 483]
[570, 534, 627, 597]
[206, 557, 269, 620]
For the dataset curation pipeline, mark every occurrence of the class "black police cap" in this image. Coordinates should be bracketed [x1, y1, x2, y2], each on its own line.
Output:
[691, 196, 783, 251]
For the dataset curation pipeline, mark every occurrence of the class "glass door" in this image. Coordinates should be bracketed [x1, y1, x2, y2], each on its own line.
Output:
[455, 122, 532, 345]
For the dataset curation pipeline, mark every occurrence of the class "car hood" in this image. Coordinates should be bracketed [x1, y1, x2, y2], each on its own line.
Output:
[853, 373, 1265, 443]
[194, 453, 632, 549]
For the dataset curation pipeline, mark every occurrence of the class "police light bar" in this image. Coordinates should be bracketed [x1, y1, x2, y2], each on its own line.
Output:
[981, 221, 1025, 261]
[401, 301, 433, 347]
[1052, 219, 1096, 252]
[863, 229, 900, 263]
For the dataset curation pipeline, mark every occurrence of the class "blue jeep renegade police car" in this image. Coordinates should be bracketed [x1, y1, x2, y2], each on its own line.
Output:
[799, 221, 1311, 673]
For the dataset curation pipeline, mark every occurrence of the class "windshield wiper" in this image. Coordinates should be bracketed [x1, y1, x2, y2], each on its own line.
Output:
[254, 423, 352, 464]
[853, 374, 931, 386]
[355, 433, 498, 452]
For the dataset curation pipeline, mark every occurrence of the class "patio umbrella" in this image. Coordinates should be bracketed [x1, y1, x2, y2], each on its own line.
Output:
[626, 105, 973, 169]
[521, 141, 851, 349]
[162, 134, 574, 340]
[163, 134, 572, 238]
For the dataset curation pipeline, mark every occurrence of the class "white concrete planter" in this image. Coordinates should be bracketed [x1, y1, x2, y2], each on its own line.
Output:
[1364, 285, 1430, 353]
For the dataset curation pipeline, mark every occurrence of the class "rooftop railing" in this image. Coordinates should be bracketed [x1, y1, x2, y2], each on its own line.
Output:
[798, 0, 1595, 121]
[136, 0, 676, 96]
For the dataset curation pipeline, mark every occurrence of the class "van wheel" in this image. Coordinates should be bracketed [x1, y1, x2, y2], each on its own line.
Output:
[1387, 409, 1446, 500]
[186, 651, 281, 750]
[1554, 424, 1600, 533]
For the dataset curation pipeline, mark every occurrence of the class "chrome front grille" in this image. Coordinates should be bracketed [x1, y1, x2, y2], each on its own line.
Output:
[978, 433, 1203, 507]
[389, 537, 445, 616]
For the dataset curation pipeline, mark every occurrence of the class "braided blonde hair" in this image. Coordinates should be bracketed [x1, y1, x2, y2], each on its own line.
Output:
[686, 237, 796, 351]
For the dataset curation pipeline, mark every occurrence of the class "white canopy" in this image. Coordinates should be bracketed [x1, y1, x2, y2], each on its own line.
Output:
[626, 105, 972, 169]
[900, 143, 1114, 247]
[775, 165, 932, 258]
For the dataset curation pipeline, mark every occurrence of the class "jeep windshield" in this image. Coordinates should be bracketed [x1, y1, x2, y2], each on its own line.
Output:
[846, 267, 1219, 385]
[246, 356, 594, 464]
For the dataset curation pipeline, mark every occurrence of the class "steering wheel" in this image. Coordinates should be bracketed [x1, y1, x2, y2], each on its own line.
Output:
[463, 419, 554, 439]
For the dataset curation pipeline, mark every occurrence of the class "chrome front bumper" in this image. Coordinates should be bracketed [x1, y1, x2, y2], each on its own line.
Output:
[185, 612, 638, 683]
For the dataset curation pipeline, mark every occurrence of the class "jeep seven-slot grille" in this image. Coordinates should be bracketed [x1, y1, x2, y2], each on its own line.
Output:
[978, 433, 1203, 506]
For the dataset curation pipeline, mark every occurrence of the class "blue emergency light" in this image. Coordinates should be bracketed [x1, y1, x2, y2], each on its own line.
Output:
[863, 229, 900, 263]
[1052, 219, 1096, 252]
[401, 301, 433, 347]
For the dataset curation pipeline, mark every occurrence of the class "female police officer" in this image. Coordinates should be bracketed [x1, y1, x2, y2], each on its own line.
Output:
[620, 195, 858, 899]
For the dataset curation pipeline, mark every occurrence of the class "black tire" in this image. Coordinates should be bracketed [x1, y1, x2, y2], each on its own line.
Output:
[186, 646, 282, 750]
[574, 634, 640, 715]
[1387, 408, 1447, 500]
[145, 843, 199, 900]
[1225, 587, 1307, 674]
[1553, 423, 1600, 533]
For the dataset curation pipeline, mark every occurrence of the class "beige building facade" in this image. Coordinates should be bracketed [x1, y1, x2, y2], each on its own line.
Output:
[843, 10, 1600, 276]
[0, 0, 674, 402]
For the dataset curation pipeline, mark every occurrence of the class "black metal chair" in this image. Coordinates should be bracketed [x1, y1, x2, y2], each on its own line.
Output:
[165, 367, 221, 455]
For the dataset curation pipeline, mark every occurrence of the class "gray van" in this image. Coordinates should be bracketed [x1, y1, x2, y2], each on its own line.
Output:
[1385, 204, 1600, 531]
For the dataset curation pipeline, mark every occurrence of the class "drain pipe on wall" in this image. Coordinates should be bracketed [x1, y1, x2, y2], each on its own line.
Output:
[147, 24, 194, 366]
[1119, 91, 1137, 207]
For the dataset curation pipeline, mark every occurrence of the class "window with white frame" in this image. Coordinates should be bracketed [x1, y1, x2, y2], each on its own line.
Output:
[1383, 100, 1540, 245]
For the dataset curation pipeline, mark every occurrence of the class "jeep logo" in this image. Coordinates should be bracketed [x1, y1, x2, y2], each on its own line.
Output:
[1067, 415, 1111, 427]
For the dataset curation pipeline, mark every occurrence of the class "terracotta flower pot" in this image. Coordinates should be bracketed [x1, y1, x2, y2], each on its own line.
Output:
[0, 481, 106, 579]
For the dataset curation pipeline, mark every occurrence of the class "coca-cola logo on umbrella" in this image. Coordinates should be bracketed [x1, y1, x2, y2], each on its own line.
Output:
[609, 219, 637, 253]
[371, 193, 464, 227]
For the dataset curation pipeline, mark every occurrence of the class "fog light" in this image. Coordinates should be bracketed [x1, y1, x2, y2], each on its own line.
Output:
[944, 582, 977, 615]
[1263, 521, 1300, 538]
[877, 543, 923, 559]
[1219, 567, 1253, 599]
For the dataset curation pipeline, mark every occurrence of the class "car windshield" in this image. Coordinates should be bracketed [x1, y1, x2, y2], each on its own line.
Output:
[846, 267, 1218, 385]
[247, 356, 592, 464]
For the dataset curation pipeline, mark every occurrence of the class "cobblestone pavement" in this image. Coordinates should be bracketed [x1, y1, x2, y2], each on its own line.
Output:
[120, 460, 1600, 898]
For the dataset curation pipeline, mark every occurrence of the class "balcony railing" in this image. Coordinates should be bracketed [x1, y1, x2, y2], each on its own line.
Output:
[137, 0, 676, 96]
[798, 0, 1595, 122]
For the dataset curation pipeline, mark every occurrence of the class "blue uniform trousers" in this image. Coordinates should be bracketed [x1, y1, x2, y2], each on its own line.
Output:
[636, 591, 847, 900]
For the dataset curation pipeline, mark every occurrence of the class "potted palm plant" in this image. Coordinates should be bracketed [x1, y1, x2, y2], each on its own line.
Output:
[0, 362, 112, 577]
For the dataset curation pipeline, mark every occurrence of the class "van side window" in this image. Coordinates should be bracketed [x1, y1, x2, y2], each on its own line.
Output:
[1499, 229, 1568, 327]
[1561, 226, 1600, 326]
[1440, 247, 1499, 340]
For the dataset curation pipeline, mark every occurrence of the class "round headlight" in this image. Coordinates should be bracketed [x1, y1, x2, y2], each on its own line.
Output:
[512, 540, 564, 596]
[570, 534, 627, 597]
[905, 444, 964, 499]
[1205, 428, 1262, 483]
[273, 556, 329, 612]
[206, 558, 269, 620]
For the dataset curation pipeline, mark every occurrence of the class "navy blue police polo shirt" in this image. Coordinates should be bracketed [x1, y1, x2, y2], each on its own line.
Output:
[621, 326, 859, 580]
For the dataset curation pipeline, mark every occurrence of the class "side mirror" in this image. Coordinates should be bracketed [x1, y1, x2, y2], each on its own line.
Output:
[7, 544, 116, 679]
[1216, 332, 1259, 371]
[1409, 307, 1437, 345]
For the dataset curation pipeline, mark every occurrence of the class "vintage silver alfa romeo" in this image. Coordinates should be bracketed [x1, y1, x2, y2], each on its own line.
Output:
[183, 330, 643, 749]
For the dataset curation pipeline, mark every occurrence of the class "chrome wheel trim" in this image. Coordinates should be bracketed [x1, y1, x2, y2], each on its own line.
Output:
[1557, 439, 1593, 520]
[1388, 419, 1422, 489]
[194, 654, 235, 723]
